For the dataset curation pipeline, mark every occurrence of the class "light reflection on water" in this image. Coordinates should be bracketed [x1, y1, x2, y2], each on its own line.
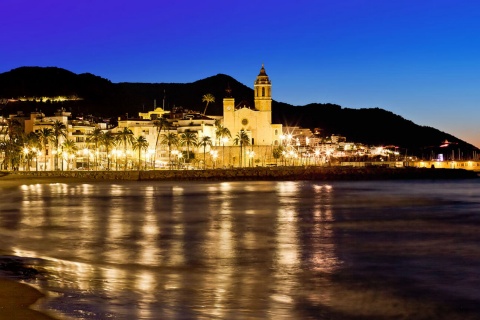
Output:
[1, 180, 480, 319]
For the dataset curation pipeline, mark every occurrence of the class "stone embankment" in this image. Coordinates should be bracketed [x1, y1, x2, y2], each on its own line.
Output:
[10, 166, 479, 181]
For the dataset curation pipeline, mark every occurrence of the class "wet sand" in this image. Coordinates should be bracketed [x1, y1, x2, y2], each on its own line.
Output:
[0, 174, 62, 319]
[0, 173, 95, 188]
[0, 278, 56, 320]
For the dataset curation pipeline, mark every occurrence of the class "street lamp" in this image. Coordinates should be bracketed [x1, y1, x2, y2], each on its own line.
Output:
[51, 149, 58, 171]
[178, 152, 184, 169]
[289, 150, 295, 166]
[147, 149, 155, 169]
[112, 149, 119, 170]
[68, 153, 76, 170]
[83, 148, 90, 170]
[22, 147, 29, 171]
[247, 150, 255, 167]
[210, 150, 218, 169]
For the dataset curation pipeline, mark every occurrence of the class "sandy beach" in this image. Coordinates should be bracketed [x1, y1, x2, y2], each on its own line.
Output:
[0, 174, 62, 319]
[0, 278, 57, 320]
[0, 172, 95, 189]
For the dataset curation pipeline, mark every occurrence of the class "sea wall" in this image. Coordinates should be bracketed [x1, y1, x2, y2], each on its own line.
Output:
[11, 166, 479, 181]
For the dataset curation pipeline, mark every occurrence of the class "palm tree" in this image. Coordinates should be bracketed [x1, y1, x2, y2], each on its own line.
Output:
[23, 132, 41, 171]
[179, 131, 198, 164]
[61, 139, 78, 170]
[197, 136, 212, 169]
[86, 128, 103, 170]
[38, 128, 53, 170]
[6, 119, 23, 138]
[51, 120, 67, 170]
[116, 127, 134, 170]
[1, 135, 22, 171]
[101, 131, 117, 170]
[233, 130, 250, 167]
[152, 117, 169, 169]
[160, 132, 179, 169]
[202, 93, 215, 115]
[132, 136, 149, 170]
[216, 125, 231, 167]
[2, 119, 23, 170]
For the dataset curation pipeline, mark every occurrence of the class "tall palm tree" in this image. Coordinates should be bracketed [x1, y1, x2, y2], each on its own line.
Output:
[38, 128, 53, 170]
[233, 130, 250, 167]
[51, 120, 67, 170]
[24, 132, 41, 171]
[116, 127, 134, 170]
[61, 139, 78, 170]
[202, 93, 215, 115]
[197, 136, 212, 169]
[132, 136, 149, 170]
[2, 119, 23, 170]
[152, 117, 169, 169]
[6, 119, 23, 138]
[101, 131, 116, 170]
[179, 131, 198, 164]
[1, 135, 22, 171]
[216, 125, 231, 167]
[86, 128, 103, 170]
[160, 132, 179, 169]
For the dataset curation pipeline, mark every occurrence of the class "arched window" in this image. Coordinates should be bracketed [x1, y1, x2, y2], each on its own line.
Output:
[262, 87, 265, 97]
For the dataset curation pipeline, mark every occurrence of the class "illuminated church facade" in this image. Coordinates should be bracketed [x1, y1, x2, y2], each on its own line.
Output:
[222, 65, 282, 146]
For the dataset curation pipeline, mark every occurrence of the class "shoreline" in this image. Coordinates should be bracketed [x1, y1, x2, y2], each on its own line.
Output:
[0, 255, 60, 320]
[0, 277, 57, 320]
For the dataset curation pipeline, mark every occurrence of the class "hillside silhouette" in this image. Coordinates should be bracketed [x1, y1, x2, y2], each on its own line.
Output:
[0, 66, 477, 156]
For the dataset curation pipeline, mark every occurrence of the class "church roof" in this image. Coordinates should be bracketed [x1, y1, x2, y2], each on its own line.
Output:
[235, 100, 254, 110]
[255, 64, 271, 85]
[258, 64, 268, 77]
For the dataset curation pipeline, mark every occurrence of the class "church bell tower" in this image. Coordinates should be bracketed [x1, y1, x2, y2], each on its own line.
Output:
[254, 64, 272, 112]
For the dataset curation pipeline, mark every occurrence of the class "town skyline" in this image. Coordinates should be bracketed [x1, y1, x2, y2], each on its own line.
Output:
[2, 1, 480, 147]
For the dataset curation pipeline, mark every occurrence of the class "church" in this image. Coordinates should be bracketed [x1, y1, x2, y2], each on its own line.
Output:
[222, 65, 282, 146]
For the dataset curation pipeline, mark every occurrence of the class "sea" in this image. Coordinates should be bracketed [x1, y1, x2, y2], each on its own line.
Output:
[0, 179, 479, 320]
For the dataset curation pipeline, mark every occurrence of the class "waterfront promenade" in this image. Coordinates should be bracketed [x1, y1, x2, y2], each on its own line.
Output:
[3, 166, 478, 184]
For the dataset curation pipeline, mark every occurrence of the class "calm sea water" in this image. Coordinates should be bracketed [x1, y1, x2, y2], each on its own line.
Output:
[1, 179, 480, 320]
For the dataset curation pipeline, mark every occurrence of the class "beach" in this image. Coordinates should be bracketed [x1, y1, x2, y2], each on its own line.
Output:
[0, 172, 93, 188]
[0, 174, 62, 320]
[0, 278, 56, 320]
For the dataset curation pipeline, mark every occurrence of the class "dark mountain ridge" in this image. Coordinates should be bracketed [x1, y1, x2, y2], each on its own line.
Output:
[0, 66, 477, 156]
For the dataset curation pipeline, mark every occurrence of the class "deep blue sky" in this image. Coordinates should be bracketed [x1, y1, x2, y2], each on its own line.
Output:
[2, 0, 480, 147]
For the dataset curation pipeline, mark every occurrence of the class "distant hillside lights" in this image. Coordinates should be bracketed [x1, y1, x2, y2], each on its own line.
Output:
[14, 95, 82, 102]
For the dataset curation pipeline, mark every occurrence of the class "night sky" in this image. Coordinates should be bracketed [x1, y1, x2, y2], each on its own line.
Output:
[2, 0, 479, 147]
